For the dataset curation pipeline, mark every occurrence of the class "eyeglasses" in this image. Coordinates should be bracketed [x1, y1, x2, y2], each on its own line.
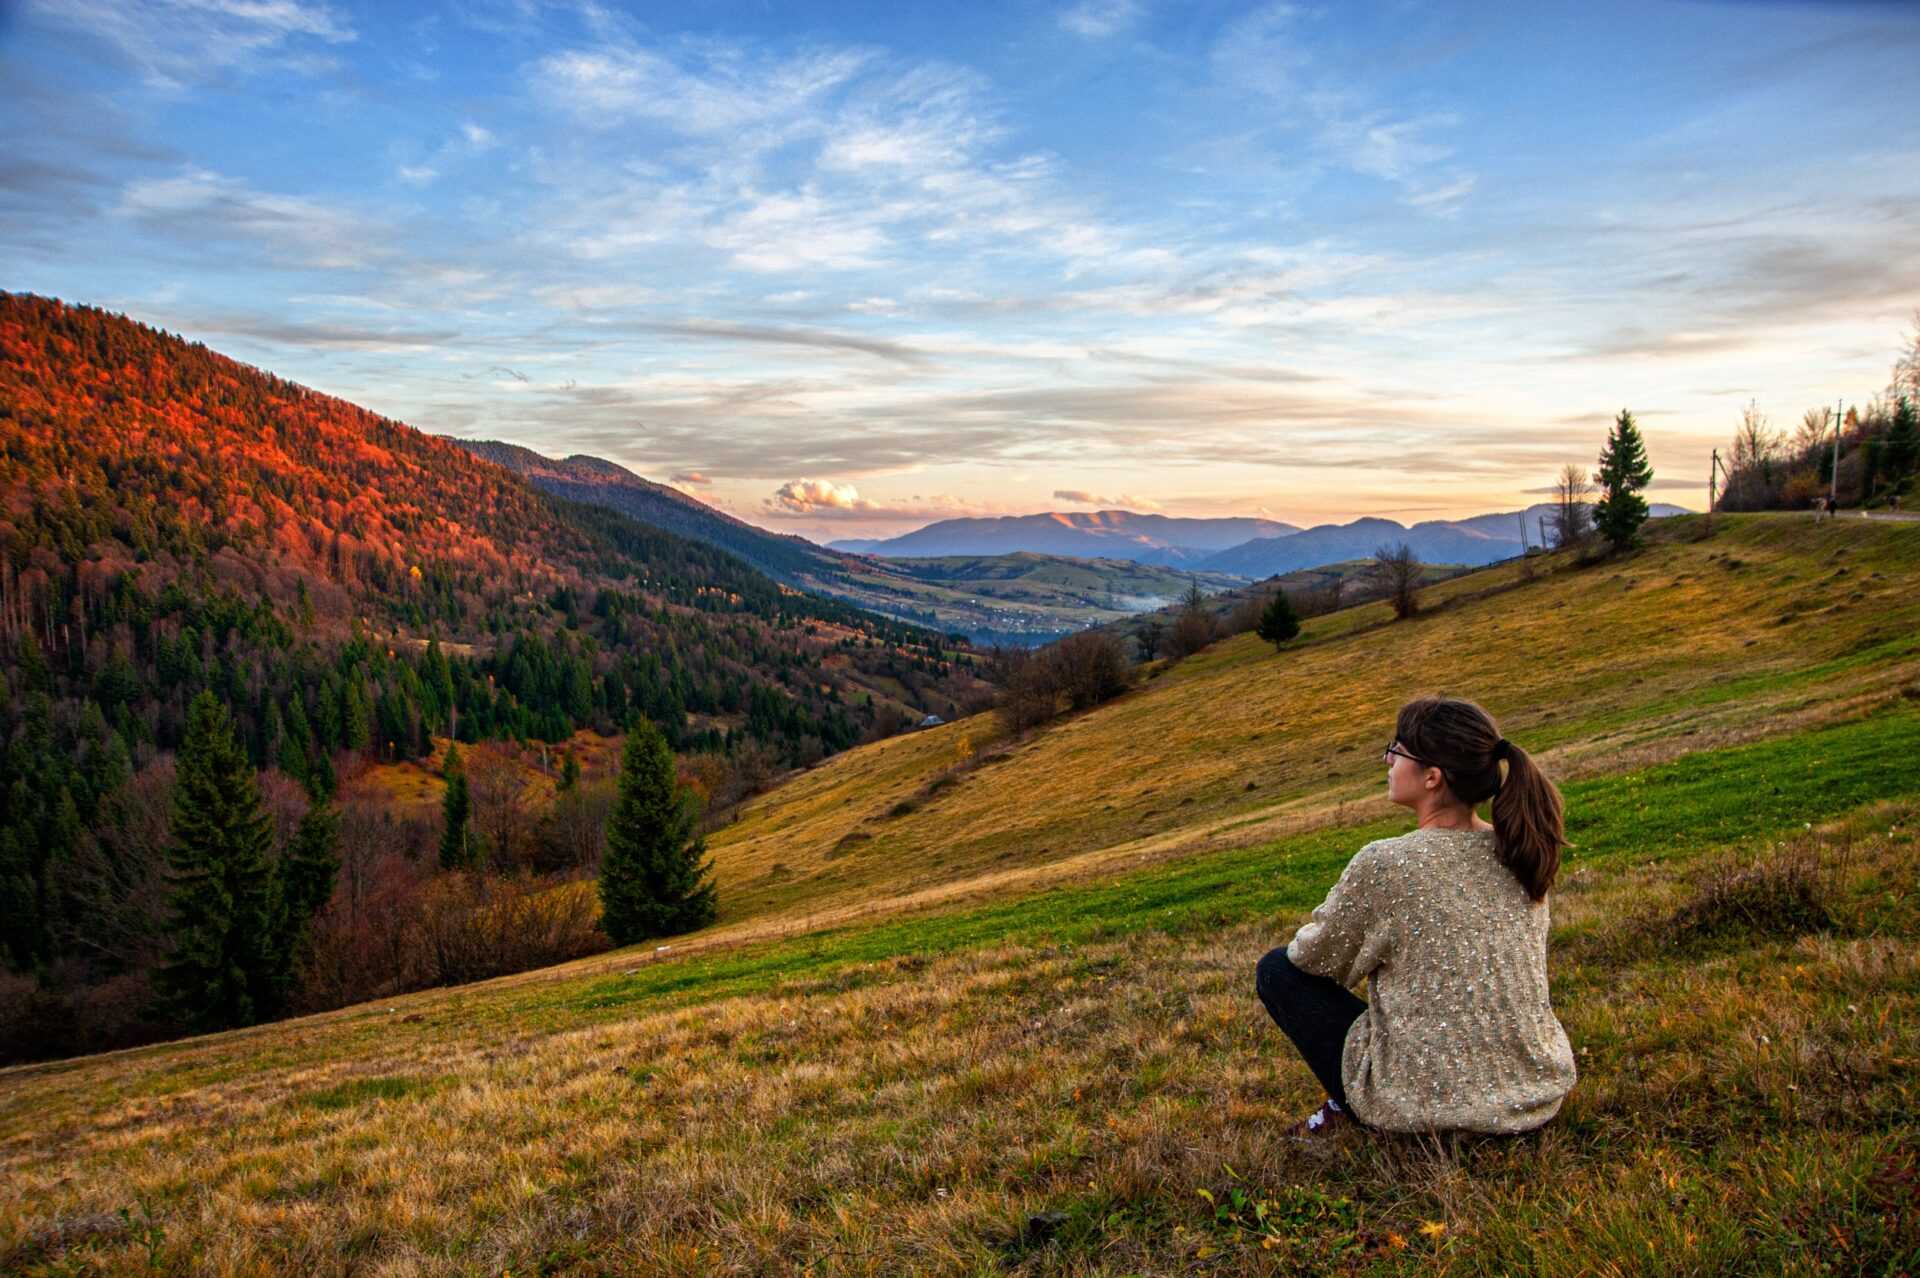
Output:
[1383, 741, 1432, 767]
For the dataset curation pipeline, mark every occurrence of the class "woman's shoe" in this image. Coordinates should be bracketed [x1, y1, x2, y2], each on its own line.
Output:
[1286, 1097, 1352, 1145]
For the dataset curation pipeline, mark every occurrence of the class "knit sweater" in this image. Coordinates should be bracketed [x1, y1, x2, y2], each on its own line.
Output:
[1286, 827, 1577, 1134]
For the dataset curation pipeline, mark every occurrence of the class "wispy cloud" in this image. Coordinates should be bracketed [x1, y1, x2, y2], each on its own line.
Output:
[533, 43, 870, 136]
[162, 309, 461, 352]
[526, 37, 1145, 279]
[26, 0, 355, 91]
[1060, 0, 1143, 39]
[614, 319, 932, 364]
[115, 167, 384, 269]
[1212, 5, 1475, 215]
[1053, 488, 1163, 509]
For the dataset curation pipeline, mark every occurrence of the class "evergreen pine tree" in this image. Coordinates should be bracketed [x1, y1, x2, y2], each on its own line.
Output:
[424, 633, 456, 734]
[1256, 591, 1302, 649]
[598, 717, 716, 944]
[557, 751, 581, 793]
[261, 697, 284, 771]
[1593, 409, 1654, 551]
[155, 690, 278, 1032]
[268, 801, 338, 1008]
[438, 743, 472, 870]
[342, 679, 372, 752]
[279, 693, 311, 782]
[1886, 396, 1918, 491]
[307, 747, 336, 802]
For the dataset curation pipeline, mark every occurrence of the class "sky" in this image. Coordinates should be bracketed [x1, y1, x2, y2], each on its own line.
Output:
[4, 0, 1919, 543]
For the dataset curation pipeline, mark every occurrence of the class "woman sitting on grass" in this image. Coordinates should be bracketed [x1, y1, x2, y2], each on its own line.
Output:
[1256, 695, 1578, 1138]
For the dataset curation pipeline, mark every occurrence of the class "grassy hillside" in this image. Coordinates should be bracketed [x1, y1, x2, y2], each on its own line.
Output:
[4, 512, 1918, 1275]
[2, 715, 1915, 1273]
[1093, 557, 1470, 654]
[695, 514, 1920, 926]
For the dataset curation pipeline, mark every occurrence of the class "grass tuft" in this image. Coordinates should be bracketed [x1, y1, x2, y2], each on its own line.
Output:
[299, 1075, 442, 1111]
[1652, 839, 1839, 953]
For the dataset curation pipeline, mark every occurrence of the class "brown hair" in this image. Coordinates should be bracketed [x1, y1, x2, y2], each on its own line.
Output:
[1394, 695, 1565, 900]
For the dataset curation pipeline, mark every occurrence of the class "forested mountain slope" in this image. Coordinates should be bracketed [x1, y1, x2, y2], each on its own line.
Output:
[0, 293, 984, 980]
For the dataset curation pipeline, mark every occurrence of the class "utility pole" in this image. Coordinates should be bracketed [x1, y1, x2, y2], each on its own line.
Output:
[1517, 508, 1529, 553]
[1709, 449, 1721, 520]
[1830, 398, 1844, 508]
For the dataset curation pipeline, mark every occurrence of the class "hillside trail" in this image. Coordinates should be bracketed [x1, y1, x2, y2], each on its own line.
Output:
[1746, 508, 1920, 523]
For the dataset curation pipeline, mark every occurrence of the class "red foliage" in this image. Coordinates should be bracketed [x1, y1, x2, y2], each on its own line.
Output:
[0, 292, 608, 627]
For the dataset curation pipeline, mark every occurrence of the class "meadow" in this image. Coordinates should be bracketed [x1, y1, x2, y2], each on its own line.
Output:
[3, 512, 1918, 1275]
[695, 513, 1920, 928]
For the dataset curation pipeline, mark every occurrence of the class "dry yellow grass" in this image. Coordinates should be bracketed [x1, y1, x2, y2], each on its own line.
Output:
[3, 801, 1914, 1275]
[702, 515, 1920, 925]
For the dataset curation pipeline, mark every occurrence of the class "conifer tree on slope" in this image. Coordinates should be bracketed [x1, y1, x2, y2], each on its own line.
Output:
[1886, 395, 1918, 491]
[1594, 409, 1655, 551]
[599, 717, 716, 944]
[439, 742, 473, 870]
[267, 801, 339, 1010]
[156, 690, 278, 1031]
[1256, 591, 1302, 649]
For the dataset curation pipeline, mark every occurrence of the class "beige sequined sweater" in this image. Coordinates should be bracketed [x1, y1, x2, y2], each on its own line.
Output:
[1286, 827, 1577, 1134]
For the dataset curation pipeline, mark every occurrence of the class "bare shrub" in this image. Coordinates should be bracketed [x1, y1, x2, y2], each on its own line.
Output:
[1547, 466, 1593, 549]
[994, 630, 1131, 733]
[466, 746, 532, 872]
[1166, 604, 1217, 659]
[1051, 630, 1130, 710]
[295, 846, 432, 1010]
[1293, 578, 1344, 619]
[411, 874, 606, 988]
[996, 647, 1064, 734]
[1370, 543, 1423, 620]
[294, 861, 607, 1011]
[533, 781, 614, 874]
[1222, 590, 1266, 637]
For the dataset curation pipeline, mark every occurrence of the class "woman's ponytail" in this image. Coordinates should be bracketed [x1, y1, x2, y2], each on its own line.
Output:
[1396, 696, 1568, 901]
[1489, 739, 1566, 901]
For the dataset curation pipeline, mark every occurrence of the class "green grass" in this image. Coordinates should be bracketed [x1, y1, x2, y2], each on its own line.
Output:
[300, 1075, 444, 1111]
[525, 708, 1920, 1027]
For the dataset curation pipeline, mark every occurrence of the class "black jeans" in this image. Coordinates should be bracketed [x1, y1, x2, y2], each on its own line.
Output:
[1256, 947, 1366, 1110]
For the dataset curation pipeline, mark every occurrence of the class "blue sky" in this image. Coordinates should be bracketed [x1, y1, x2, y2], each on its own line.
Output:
[4, 0, 1918, 541]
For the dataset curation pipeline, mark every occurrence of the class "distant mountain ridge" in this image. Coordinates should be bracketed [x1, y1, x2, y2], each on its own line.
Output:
[830, 510, 1300, 564]
[833, 502, 1689, 577]
[1197, 502, 1690, 577]
[454, 444, 1242, 644]
[457, 441, 843, 587]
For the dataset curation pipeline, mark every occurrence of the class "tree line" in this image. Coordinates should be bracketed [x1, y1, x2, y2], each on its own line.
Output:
[1712, 320, 1919, 513]
[2, 678, 718, 1063]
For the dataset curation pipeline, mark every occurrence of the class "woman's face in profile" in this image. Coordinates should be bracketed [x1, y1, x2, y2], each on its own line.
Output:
[1383, 740, 1434, 808]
